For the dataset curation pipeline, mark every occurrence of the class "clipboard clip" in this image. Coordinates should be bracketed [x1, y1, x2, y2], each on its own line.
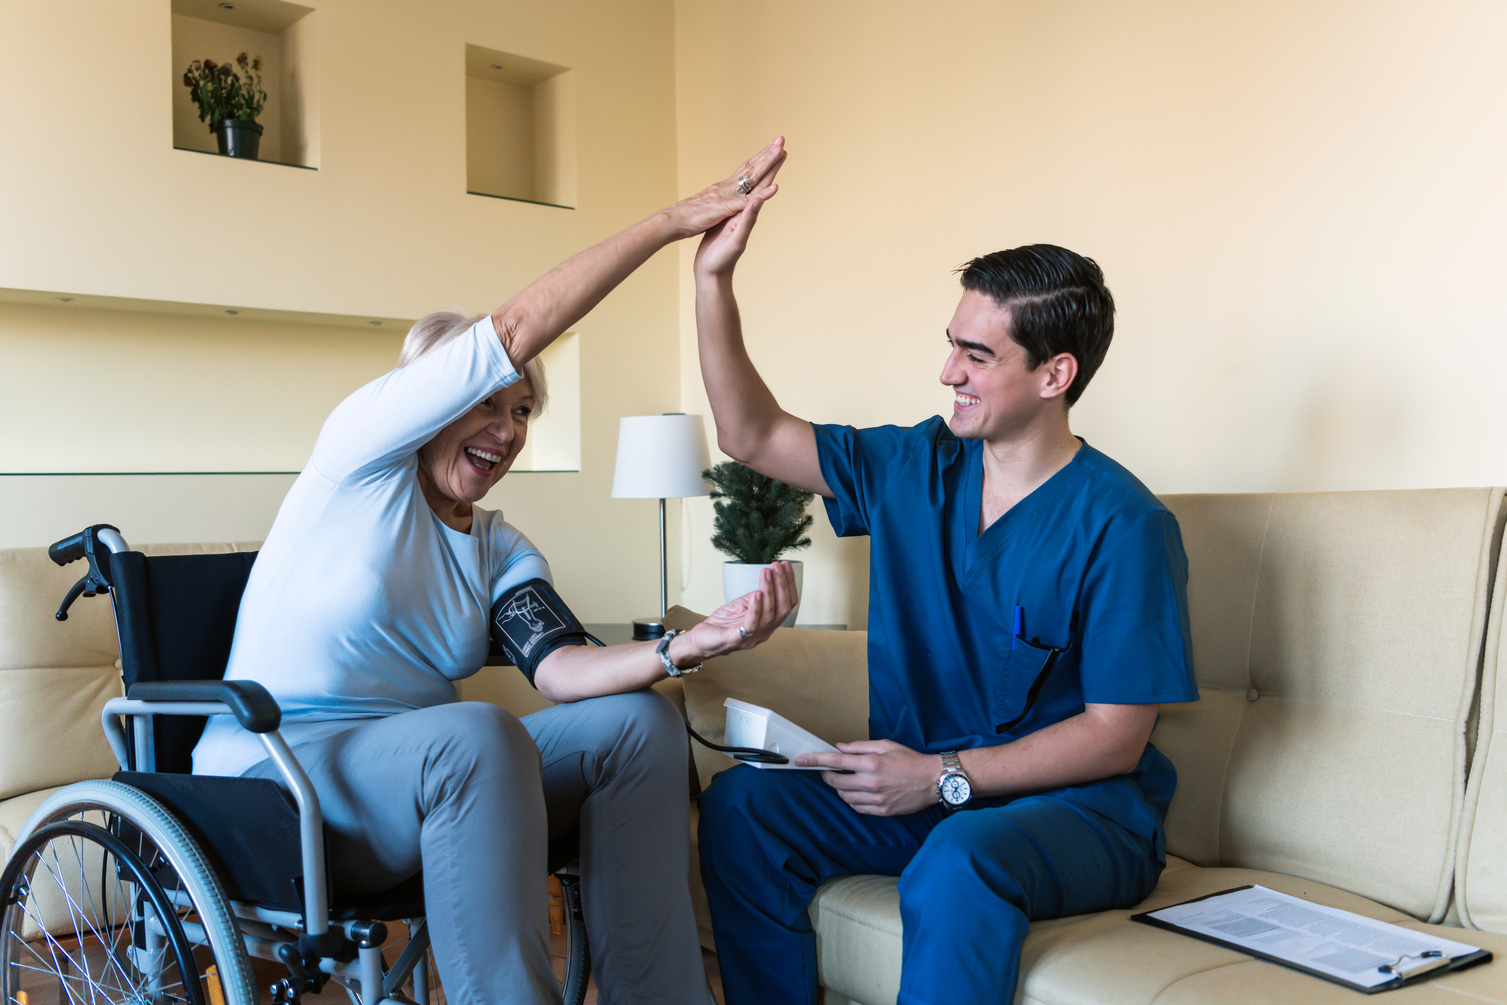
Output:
[1378, 949, 1446, 978]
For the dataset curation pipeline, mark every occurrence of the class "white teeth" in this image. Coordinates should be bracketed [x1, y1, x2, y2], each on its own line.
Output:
[466, 447, 502, 463]
[955, 394, 979, 405]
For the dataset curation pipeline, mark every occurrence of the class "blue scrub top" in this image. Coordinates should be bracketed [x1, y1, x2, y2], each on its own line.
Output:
[814, 417, 1198, 855]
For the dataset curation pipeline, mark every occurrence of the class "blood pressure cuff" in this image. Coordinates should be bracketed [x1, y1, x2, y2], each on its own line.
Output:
[490, 578, 597, 686]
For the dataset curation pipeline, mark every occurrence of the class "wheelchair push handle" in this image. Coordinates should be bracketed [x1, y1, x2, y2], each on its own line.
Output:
[48, 523, 127, 565]
[49, 524, 128, 620]
[49, 530, 91, 566]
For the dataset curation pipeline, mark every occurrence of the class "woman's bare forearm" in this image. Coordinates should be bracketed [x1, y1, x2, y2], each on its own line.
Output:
[491, 210, 680, 368]
[532, 632, 704, 703]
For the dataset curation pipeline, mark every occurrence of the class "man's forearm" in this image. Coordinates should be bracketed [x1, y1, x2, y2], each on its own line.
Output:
[695, 272, 784, 459]
[694, 273, 831, 494]
[960, 704, 1159, 800]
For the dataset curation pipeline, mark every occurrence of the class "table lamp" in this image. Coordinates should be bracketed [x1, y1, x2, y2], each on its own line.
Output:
[611, 413, 712, 638]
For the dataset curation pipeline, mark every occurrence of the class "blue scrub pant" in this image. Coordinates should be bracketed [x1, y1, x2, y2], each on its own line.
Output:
[699, 765, 1162, 1005]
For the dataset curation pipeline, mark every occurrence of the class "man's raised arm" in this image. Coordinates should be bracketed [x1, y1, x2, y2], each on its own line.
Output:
[692, 164, 833, 498]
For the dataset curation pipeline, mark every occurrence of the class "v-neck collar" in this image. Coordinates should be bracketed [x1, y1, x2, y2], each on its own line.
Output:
[961, 438, 1087, 569]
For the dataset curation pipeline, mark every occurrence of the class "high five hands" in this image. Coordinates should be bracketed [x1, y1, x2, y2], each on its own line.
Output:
[669, 136, 787, 242]
[692, 136, 786, 278]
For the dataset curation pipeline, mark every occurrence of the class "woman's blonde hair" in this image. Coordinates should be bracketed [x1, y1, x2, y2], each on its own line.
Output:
[398, 309, 548, 416]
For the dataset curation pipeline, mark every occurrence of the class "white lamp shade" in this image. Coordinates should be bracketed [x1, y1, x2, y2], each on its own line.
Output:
[611, 414, 713, 499]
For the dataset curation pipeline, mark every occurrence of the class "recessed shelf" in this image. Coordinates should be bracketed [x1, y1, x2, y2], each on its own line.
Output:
[172, 145, 317, 170]
[170, 0, 319, 169]
[465, 44, 576, 208]
[464, 190, 574, 210]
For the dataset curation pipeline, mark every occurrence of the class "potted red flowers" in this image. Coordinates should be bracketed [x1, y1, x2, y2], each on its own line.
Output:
[182, 52, 268, 159]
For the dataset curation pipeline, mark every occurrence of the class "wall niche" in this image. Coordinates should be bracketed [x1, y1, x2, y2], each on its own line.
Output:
[466, 44, 575, 208]
[170, 0, 318, 168]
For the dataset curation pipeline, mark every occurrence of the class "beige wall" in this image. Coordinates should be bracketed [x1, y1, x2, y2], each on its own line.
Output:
[4, 1, 1505, 630]
[673, 0, 1507, 627]
[0, 0, 683, 621]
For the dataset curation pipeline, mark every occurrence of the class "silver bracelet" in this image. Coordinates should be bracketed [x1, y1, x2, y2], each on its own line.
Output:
[656, 629, 702, 678]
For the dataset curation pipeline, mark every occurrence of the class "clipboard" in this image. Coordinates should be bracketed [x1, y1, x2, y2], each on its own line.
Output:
[1131, 885, 1492, 993]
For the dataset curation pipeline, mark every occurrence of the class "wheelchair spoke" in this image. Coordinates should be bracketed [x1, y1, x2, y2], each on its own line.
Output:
[5, 785, 255, 1005]
[6, 831, 213, 1004]
[30, 837, 135, 996]
[7, 925, 130, 1005]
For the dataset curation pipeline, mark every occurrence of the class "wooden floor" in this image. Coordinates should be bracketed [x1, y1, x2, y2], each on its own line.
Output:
[291, 932, 726, 1004]
[11, 929, 724, 1004]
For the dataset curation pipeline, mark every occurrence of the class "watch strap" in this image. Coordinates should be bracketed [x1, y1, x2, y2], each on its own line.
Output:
[656, 629, 702, 678]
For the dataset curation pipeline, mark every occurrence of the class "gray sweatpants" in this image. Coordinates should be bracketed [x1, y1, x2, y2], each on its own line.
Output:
[244, 690, 712, 1005]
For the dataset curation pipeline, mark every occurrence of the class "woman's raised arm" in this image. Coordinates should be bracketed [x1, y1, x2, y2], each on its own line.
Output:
[489, 136, 787, 368]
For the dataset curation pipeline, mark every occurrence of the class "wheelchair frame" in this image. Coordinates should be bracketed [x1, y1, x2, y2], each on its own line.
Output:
[0, 525, 589, 1005]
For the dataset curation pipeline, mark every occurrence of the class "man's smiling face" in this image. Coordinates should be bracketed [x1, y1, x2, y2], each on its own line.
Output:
[939, 291, 1059, 443]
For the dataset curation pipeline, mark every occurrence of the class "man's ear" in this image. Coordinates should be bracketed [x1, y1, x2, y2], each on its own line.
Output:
[1038, 352, 1079, 401]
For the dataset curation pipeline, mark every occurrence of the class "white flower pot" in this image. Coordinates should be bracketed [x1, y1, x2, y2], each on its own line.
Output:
[722, 560, 803, 628]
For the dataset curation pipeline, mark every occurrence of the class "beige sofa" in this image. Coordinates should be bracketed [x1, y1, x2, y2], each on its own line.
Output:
[5, 488, 1507, 1004]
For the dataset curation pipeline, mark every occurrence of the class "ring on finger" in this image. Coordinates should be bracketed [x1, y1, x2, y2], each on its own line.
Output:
[735, 177, 754, 195]
[738, 625, 751, 639]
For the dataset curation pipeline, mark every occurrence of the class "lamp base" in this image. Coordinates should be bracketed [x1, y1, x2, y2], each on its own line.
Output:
[632, 617, 667, 641]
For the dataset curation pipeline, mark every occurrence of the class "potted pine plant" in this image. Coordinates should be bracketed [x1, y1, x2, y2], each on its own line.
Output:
[704, 461, 814, 627]
[182, 52, 268, 159]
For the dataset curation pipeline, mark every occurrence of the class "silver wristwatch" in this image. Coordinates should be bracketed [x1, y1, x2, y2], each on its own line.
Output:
[656, 629, 702, 678]
[937, 750, 973, 809]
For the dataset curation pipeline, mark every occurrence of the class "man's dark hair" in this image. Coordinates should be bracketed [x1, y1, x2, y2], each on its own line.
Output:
[956, 244, 1115, 406]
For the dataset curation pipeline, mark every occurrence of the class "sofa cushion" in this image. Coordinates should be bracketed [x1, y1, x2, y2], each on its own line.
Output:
[664, 606, 868, 791]
[811, 857, 1507, 1005]
[0, 546, 122, 672]
[0, 784, 73, 864]
[1154, 489, 1503, 923]
[1457, 512, 1507, 933]
[0, 665, 121, 801]
[0, 541, 259, 805]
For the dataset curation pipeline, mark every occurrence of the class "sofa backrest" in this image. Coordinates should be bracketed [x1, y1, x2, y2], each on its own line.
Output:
[1153, 489, 1505, 924]
[0, 541, 259, 803]
[1457, 522, 1507, 933]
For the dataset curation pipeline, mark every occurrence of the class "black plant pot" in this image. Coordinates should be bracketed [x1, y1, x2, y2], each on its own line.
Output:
[214, 119, 263, 159]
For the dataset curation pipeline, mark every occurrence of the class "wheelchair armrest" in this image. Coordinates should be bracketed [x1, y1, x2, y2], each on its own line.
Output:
[127, 680, 282, 733]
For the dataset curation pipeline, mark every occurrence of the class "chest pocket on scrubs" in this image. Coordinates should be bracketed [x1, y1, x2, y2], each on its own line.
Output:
[994, 635, 1073, 735]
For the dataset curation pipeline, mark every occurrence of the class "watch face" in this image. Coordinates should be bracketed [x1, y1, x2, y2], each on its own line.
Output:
[940, 773, 972, 806]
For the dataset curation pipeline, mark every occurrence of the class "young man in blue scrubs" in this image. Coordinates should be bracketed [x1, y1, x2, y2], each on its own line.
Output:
[690, 188, 1200, 1004]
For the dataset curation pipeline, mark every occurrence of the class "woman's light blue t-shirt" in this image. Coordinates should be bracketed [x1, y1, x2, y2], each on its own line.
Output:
[194, 319, 550, 778]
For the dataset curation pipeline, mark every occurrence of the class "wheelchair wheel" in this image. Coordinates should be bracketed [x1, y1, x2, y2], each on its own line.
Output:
[555, 872, 589, 1005]
[1, 780, 255, 1005]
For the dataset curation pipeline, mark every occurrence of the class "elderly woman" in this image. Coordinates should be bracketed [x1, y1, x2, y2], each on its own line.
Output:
[191, 138, 793, 1004]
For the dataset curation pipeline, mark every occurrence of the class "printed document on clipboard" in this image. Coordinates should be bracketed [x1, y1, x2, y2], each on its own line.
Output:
[722, 698, 841, 770]
[1132, 885, 1491, 992]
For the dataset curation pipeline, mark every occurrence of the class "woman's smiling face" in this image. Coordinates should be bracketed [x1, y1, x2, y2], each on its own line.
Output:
[417, 379, 535, 521]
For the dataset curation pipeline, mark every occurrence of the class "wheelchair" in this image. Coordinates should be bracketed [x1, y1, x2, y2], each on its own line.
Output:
[0, 525, 591, 1005]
